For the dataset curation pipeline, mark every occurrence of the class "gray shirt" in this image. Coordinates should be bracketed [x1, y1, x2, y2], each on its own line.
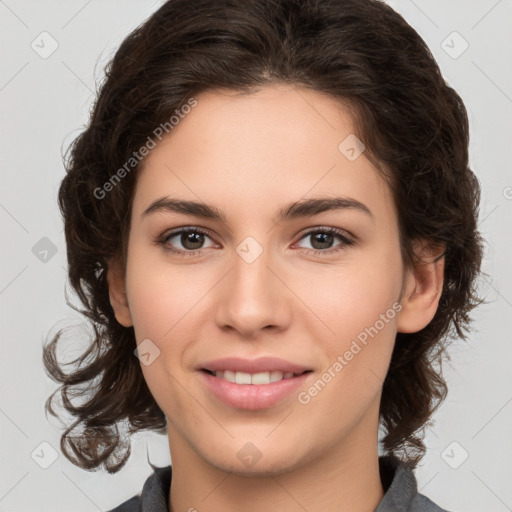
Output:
[108, 454, 451, 512]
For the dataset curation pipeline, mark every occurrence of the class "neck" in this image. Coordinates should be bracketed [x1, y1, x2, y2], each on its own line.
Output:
[167, 415, 384, 512]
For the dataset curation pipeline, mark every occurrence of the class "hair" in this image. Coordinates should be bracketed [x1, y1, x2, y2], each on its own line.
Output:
[43, 0, 484, 473]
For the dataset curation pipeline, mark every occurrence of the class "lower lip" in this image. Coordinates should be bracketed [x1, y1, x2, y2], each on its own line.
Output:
[199, 371, 311, 410]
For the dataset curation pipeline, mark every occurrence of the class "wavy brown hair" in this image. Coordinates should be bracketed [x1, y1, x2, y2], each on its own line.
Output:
[43, 0, 484, 473]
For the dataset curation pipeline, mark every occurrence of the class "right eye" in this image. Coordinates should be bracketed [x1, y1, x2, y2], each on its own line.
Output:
[157, 226, 217, 256]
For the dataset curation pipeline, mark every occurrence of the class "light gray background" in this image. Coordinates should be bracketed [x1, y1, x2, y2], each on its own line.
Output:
[1, 1, 511, 511]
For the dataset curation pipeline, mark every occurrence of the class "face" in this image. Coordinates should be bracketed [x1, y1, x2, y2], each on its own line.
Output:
[108, 84, 438, 476]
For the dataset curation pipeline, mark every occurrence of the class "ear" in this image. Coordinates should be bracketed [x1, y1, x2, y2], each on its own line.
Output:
[397, 240, 445, 333]
[106, 258, 133, 328]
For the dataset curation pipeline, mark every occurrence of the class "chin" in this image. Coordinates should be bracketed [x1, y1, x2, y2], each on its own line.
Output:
[200, 441, 309, 478]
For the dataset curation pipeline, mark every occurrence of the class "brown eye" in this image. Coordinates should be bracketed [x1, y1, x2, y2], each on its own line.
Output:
[158, 227, 216, 255]
[178, 231, 206, 250]
[309, 232, 336, 250]
[295, 227, 354, 255]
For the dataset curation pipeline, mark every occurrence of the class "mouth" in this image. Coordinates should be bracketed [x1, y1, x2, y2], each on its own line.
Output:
[198, 360, 314, 409]
[196, 356, 314, 409]
[201, 368, 312, 385]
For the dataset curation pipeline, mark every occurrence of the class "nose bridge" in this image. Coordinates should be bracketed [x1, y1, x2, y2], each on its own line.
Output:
[215, 234, 288, 335]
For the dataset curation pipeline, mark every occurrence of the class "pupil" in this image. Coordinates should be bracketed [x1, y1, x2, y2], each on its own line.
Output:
[183, 232, 203, 250]
[313, 233, 332, 249]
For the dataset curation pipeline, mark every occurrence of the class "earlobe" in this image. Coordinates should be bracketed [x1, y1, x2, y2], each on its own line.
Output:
[397, 240, 445, 334]
[106, 258, 133, 328]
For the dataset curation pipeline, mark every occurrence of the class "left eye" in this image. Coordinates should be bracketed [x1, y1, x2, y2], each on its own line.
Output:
[294, 228, 354, 253]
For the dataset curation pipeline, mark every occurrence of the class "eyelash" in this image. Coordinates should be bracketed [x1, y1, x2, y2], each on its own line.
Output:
[155, 226, 355, 258]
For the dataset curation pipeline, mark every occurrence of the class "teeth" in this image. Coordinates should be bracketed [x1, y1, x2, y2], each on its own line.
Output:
[251, 372, 271, 385]
[222, 370, 236, 383]
[235, 371, 252, 384]
[212, 370, 300, 385]
[270, 370, 284, 383]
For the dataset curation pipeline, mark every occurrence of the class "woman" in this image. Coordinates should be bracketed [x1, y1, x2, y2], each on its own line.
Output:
[43, 0, 483, 510]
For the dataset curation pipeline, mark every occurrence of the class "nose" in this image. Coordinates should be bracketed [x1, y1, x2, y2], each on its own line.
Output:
[214, 241, 292, 339]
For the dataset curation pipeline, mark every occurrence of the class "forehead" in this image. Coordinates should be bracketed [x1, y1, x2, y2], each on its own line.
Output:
[132, 85, 394, 224]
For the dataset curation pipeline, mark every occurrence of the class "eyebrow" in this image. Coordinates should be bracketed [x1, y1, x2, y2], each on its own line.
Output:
[142, 196, 374, 223]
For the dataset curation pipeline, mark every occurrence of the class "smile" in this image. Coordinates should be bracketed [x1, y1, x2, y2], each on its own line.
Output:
[202, 369, 308, 385]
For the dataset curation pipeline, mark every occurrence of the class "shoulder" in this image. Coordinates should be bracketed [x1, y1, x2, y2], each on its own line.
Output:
[376, 455, 452, 512]
[106, 465, 172, 512]
[410, 493, 453, 512]
[107, 495, 141, 512]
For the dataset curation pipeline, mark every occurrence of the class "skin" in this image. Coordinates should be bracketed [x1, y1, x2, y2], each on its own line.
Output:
[108, 84, 444, 512]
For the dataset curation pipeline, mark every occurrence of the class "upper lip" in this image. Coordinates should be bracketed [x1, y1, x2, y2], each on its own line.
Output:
[198, 356, 312, 374]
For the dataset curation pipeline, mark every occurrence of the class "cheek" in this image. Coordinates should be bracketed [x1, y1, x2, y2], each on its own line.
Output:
[296, 247, 403, 346]
[292, 243, 402, 413]
[124, 250, 207, 419]
[124, 242, 212, 342]
[296, 290, 399, 441]
[124, 245, 215, 413]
